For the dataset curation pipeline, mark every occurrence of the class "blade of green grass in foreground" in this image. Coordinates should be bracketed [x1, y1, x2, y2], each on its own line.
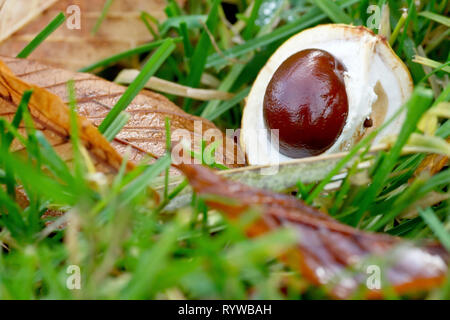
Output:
[17, 12, 66, 59]
[204, 87, 250, 120]
[201, 63, 246, 118]
[419, 208, 450, 251]
[35, 131, 73, 184]
[100, 154, 171, 222]
[2, 151, 76, 204]
[120, 219, 183, 299]
[3, 90, 33, 148]
[98, 38, 176, 133]
[20, 94, 40, 162]
[67, 80, 87, 189]
[363, 89, 450, 231]
[164, 117, 172, 201]
[1, 90, 32, 198]
[119, 155, 171, 205]
[159, 15, 207, 36]
[354, 87, 434, 228]
[304, 104, 407, 204]
[103, 112, 130, 142]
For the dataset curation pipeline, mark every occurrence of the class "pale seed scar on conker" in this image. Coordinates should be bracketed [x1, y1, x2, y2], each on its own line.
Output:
[263, 49, 349, 158]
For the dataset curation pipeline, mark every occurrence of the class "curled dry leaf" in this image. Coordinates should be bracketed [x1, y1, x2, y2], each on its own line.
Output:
[0, 0, 184, 70]
[179, 164, 449, 299]
[0, 58, 125, 173]
[1, 56, 241, 169]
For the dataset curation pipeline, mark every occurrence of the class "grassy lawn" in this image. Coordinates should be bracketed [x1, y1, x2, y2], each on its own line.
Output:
[0, 0, 449, 299]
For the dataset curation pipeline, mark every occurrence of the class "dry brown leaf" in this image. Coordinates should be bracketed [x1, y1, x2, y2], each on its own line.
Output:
[1, 56, 241, 169]
[0, 0, 58, 43]
[179, 164, 449, 299]
[0, 57, 126, 173]
[411, 137, 450, 180]
[0, 0, 183, 70]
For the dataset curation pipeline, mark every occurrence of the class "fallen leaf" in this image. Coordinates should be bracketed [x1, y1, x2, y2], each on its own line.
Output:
[179, 164, 449, 299]
[411, 136, 450, 181]
[0, 0, 184, 70]
[153, 146, 386, 211]
[1, 56, 241, 169]
[0, 0, 58, 43]
[0, 58, 125, 173]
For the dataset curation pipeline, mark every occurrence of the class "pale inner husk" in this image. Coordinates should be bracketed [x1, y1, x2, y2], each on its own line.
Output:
[242, 25, 413, 165]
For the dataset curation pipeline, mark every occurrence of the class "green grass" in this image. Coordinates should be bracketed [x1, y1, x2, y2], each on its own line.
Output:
[91, 0, 115, 35]
[419, 11, 450, 27]
[16, 12, 66, 59]
[98, 39, 177, 133]
[78, 38, 181, 73]
[1, 0, 449, 300]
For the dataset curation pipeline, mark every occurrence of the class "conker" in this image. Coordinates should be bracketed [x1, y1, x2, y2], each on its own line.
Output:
[263, 49, 349, 158]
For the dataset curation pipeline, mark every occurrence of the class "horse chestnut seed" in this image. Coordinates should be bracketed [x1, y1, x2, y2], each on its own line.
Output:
[263, 49, 349, 158]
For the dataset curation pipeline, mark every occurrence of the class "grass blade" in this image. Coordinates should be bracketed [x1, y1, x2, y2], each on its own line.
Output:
[3, 91, 33, 148]
[120, 155, 171, 204]
[310, 0, 352, 24]
[419, 11, 450, 27]
[184, 0, 221, 88]
[35, 131, 73, 184]
[67, 80, 86, 185]
[179, 22, 193, 57]
[91, 0, 115, 35]
[204, 87, 250, 120]
[98, 39, 176, 133]
[164, 117, 172, 201]
[419, 208, 450, 251]
[140, 12, 160, 40]
[103, 112, 130, 142]
[17, 12, 66, 59]
[356, 87, 434, 227]
[305, 106, 406, 204]
[242, 0, 263, 40]
[159, 15, 207, 35]
[413, 56, 450, 73]
[201, 64, 246, 118]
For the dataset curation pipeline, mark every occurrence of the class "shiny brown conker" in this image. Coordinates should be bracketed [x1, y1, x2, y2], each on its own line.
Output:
[263, 49, 349, 158]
